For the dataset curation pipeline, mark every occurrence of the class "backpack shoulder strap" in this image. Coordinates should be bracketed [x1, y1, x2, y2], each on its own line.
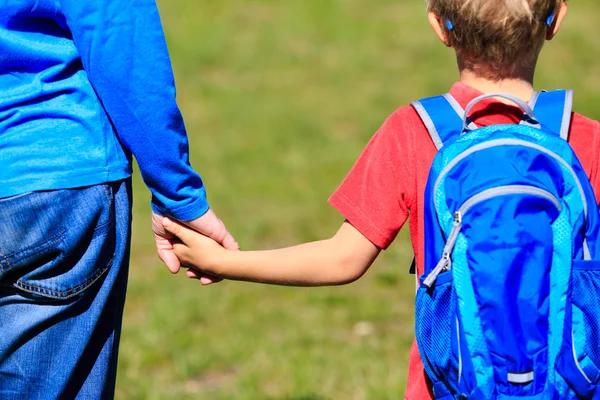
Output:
[413, 90, 574, 148]
[412, 94, 477, 150]
[527, 89, 574, 140]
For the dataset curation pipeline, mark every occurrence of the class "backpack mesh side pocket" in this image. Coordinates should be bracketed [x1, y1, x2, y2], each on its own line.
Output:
[572, 262, 600, 376]
[557, 260, 600, 399]
[416, 272, 457, 385]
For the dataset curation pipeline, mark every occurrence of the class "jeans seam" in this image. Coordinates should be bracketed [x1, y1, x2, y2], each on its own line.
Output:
[102, 184, 113, 212]
[0, 246, 10, 272]
[4, 229, 66, 261]
[14, 257, 114, 299]
[93, 220, 112, 237]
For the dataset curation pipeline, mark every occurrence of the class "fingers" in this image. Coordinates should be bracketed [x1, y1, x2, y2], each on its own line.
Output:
[186, 269, 224, 285]
[185, 209, 239, 250]
[220, 231, 240, 251]
[163, 210, 234, 284]
[157, 247, 181, 274]
[187, 269, 200, 279]
[200, 276, 218, 285]
[162, 217, 194, 245]
[154, 233, 181, 274]
[171, 240, 219, 284]
[201, 275, 224, 285]
[151, 212, 173, 239]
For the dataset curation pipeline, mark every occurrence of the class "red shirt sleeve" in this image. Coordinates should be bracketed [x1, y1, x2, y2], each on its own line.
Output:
[328, 107, 417, 249]
[569, 115, 600, 204]
[589, 120, 600, 203]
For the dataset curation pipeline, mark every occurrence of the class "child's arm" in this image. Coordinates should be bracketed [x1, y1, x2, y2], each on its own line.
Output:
[162, 218, 381, 286]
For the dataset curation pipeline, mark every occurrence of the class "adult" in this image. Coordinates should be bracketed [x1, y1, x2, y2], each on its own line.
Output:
[0, 0, 236, 398]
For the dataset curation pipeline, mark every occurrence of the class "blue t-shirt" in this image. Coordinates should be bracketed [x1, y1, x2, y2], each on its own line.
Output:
[0, 0, 208, 221]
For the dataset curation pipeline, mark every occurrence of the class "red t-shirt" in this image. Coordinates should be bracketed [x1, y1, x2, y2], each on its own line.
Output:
[328, 82, 600, 400]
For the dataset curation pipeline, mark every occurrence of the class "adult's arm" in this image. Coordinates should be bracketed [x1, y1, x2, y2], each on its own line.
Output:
[60, 0, 207, 221]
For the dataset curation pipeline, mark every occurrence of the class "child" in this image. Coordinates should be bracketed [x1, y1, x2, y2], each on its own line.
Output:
[162, 0, 600, 398]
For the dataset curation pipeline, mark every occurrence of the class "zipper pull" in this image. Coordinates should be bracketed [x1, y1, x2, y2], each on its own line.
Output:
[454, 211, 462, 225]
[423, 211, 462, 288]
[423, 254, 451, 288]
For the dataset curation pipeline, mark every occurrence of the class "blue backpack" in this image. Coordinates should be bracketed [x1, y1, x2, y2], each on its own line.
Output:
[412, 91, 600, 399]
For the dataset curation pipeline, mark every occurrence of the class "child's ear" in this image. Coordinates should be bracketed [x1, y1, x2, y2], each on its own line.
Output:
[428, 12, 452, 47]
[546, 2, 568, 41]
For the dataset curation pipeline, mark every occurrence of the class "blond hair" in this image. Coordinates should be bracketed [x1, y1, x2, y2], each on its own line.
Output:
[427, 0, 564, 79]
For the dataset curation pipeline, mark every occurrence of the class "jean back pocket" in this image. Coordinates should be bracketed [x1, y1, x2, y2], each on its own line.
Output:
[0, 184, 116, 300]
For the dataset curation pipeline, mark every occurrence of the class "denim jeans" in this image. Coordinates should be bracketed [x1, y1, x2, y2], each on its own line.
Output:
[0, 179, 132, 399]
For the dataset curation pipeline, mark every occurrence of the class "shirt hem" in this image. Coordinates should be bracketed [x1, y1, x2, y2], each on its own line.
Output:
[328, 192, 393, 249]
[0, 165, 133, 199]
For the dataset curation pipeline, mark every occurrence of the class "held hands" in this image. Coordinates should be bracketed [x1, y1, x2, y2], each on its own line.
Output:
[161, 217, 228, 282]
[152, 209, 238, 285]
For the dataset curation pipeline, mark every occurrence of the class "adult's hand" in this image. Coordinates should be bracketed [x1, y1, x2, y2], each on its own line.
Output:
[152, 209, 239, 284]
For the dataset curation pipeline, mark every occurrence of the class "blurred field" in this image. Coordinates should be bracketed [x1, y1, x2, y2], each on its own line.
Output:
[116, 1, 600, 399]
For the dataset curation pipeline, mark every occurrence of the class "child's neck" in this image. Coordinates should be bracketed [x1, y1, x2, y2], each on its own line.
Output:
[460, 69, 536, 103]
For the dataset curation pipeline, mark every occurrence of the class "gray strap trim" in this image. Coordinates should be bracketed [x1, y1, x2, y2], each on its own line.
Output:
[456, 318, 462, 384]
[463, 93, 540, 132]
[560, 89, 574, 140]
[584, 239, 592, 260]
[573, 331, 592, 383]
[507, 371, 534, 384]
[529, 91, 541, 109]
[412, 101, 443, 150]
[520, 91, 541, 127]
[443, 94, 477, 131]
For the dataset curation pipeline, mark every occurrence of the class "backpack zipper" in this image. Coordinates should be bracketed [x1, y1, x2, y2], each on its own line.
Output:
[572, 331, 592, 384]
[423, 185, 561, 288]
[457, 317, 462, 385]
[433, 139, 587, 222]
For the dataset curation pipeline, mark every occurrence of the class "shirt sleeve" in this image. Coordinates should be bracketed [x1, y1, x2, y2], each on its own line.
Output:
[592, 121, 600, 205]
[329, 108, 417, 249]
[59, 0, 207, 221]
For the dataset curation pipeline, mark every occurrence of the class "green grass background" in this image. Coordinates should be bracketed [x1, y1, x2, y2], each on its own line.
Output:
[116, 1, 600, 398]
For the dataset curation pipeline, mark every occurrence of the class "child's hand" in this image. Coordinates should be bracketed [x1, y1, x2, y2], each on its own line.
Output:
[161, 217, 227, 283]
